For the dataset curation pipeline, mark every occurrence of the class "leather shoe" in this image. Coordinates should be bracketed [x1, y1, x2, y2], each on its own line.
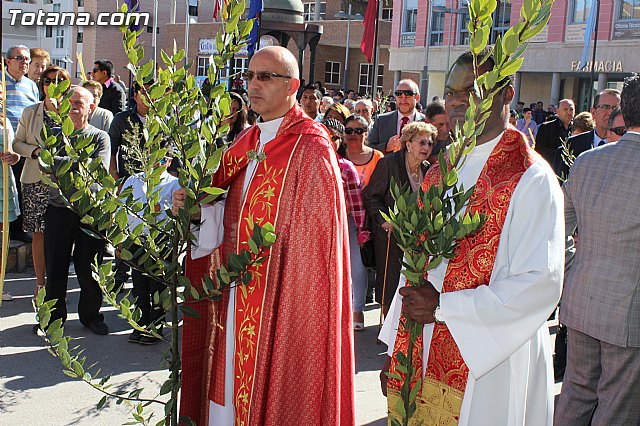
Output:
[139, 334, 162, 345]
[128, 329, 142, 343]
[86, 321, 109, 335]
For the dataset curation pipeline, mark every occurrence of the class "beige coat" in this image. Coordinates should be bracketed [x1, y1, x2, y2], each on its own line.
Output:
[12, 102, 46, 184]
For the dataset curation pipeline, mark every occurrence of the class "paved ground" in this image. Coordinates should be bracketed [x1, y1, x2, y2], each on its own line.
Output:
[0, 266, 388, 426]
[1, 266, 560, 425]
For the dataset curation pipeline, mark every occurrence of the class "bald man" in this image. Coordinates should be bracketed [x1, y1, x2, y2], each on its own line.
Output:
[534, 98, 575, 164]
[177, 46, 355, 425]
[36, 86, 112, 335]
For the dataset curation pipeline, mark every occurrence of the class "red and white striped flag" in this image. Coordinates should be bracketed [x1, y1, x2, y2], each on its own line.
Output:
[213, 0, 228, 20]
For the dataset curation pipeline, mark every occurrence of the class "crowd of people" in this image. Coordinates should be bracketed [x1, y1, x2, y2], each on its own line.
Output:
[2, 42, 639, 425]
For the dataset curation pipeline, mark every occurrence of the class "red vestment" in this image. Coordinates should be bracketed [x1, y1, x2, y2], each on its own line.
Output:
[180, 104, 355, 425]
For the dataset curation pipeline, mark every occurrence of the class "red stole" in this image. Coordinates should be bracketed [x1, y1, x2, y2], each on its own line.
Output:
[387, 128, 538, 424]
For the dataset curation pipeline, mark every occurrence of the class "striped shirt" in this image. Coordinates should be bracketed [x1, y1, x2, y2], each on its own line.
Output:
[4, 70, 39, 131]
[337, 156, 367, 234]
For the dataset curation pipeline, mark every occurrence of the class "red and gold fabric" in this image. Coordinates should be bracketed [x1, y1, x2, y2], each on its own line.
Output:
[387, 128, 537, 425]
[180, 104, 356, 426]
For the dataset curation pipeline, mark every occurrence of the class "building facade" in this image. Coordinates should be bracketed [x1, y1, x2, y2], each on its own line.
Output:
[389, 0, 640, 111]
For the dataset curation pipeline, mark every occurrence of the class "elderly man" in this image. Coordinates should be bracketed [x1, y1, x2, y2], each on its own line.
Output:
[354, 98, 374, 128]
[555, 74, 640, 426]
[5, 45, 39, 243]
[175, 46, 355, 425]
[369, 79, 426, 153]
[81, 81, 114, 132]
[380, 48, 564, 424]
[553, 89, 620, 176]
[534, 98, 575, 164]
[35, 87, 111, 335]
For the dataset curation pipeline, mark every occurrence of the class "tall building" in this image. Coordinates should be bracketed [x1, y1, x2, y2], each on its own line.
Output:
[389, 0, 640, 111]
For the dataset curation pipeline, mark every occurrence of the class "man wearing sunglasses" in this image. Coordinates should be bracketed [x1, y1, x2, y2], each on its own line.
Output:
[4, 45, 39, 244]
[369, 79, 426, 154]
[606, 107, 626, 143]
[92, 59, 127, 115]
[555, 73, 640, 426]
[175, 46, 355, 425]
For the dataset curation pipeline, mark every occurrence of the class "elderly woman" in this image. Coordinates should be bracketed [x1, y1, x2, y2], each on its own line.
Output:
[323, 117, 371, 330]
[12, 65, 71, 297]
[363, 121, 436, 317]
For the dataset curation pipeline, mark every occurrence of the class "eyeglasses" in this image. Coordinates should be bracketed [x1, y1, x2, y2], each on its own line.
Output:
[609, 126, 626, 136]
[10, 55, 30, 63]
[92, 68, 102, 73]
[241, 71, 291, 82]
[345, 127, 367, 135]
[42, 76, 67, 85]
[595, 104, 616, 112]
[395, 90, 416, 97]
[410, 138, 433, 146]
[158, 157, 171, 166]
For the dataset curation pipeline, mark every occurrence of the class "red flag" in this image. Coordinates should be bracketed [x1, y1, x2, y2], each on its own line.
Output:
[213, 0, 226, 20]
[361, 0, 378, 63]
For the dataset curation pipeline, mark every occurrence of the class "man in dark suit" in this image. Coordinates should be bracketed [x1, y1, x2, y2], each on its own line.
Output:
[92, 59, 126, 115]
[553, 89, 620, 176]
[534, 98, 575, 164]
[555, 74, 640, 426]
[369, 79, 425, 153]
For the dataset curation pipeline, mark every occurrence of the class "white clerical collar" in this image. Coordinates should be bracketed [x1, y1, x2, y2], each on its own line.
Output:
[257, 116, 284, 144]
[468, 131, 504, 158]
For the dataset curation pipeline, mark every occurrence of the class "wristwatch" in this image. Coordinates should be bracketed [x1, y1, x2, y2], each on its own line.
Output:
[433, 305, 445, 324]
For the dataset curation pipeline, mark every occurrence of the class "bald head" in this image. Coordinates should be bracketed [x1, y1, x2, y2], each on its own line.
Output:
[252, 46, 299, 80]
[247, 46, 301, 121]
[557, 98, 575, 128]
[69, 86, 96, 129]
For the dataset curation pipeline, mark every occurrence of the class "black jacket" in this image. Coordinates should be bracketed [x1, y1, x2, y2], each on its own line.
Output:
[534, 116, 571, 165]
[552, 130, 597, 178]
[99, 81, 126, 115]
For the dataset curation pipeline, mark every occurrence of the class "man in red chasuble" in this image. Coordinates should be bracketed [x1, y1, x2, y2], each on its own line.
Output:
[379, 49, 564, 425]
[175, 46, 355, 425]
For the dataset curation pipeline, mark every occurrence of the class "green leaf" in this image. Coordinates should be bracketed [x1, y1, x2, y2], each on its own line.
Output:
[62, 117, 74, 137]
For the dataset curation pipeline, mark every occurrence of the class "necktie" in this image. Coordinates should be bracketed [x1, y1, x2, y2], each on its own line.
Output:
[598, 139, 606, 147]
[400, 116, 409, 135]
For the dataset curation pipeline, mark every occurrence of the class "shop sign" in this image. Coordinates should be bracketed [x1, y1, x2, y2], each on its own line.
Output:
[571, 60, 623, 72]
[613, 20, 640, 39]
[565, 24, 586, 42]
[198, 35, 278, 56]
[400, 33, 416, 47]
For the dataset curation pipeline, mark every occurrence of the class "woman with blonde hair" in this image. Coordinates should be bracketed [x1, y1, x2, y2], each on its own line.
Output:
[363, 121, 436, 317]
[12, 65, 71, 297]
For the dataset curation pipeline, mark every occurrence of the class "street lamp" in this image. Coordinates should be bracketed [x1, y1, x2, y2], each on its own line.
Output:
[335, 6, 364, 91]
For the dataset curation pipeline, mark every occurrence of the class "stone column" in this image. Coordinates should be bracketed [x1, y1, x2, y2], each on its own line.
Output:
[550, 72, 561, 107]
[394, 70, 401, 91]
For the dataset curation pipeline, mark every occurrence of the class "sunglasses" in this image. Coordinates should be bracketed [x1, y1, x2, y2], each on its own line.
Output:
[395, 90, 416, 97]
[345, 127, 367, 135]
[411, 138, 433, 146]
[609, 126, 626, 136]
[92, 68, 102, 73]
[42, 76, 67, 85]
[241, 71, 291, 82]
[10, 55, 30, 63]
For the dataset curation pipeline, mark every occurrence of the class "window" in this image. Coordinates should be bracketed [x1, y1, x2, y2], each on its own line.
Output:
[147, 25, 159, 34]
[620, 0, 640, 19]
[53, 3, 60, 12]
[197, 56, 211, 77]
[188, 0, 198, 16]
[382, 8, 393, 21]
[232, 57, 249, 75]
[403, 0, 418, 33]
[77, 0, 84, 6]
[430, 11, 445, 46]
[358, 63, 384, 95]
[77, 32, 83, 43]
[45, 26, 53, 38]
[325, 61, 340, 85]
[491, 0, 512, 43]
[55, 27, 64, 48]
[570, 0, 591, 24]
[303, 2, 326, 20]
[458, 11, 471, 45]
